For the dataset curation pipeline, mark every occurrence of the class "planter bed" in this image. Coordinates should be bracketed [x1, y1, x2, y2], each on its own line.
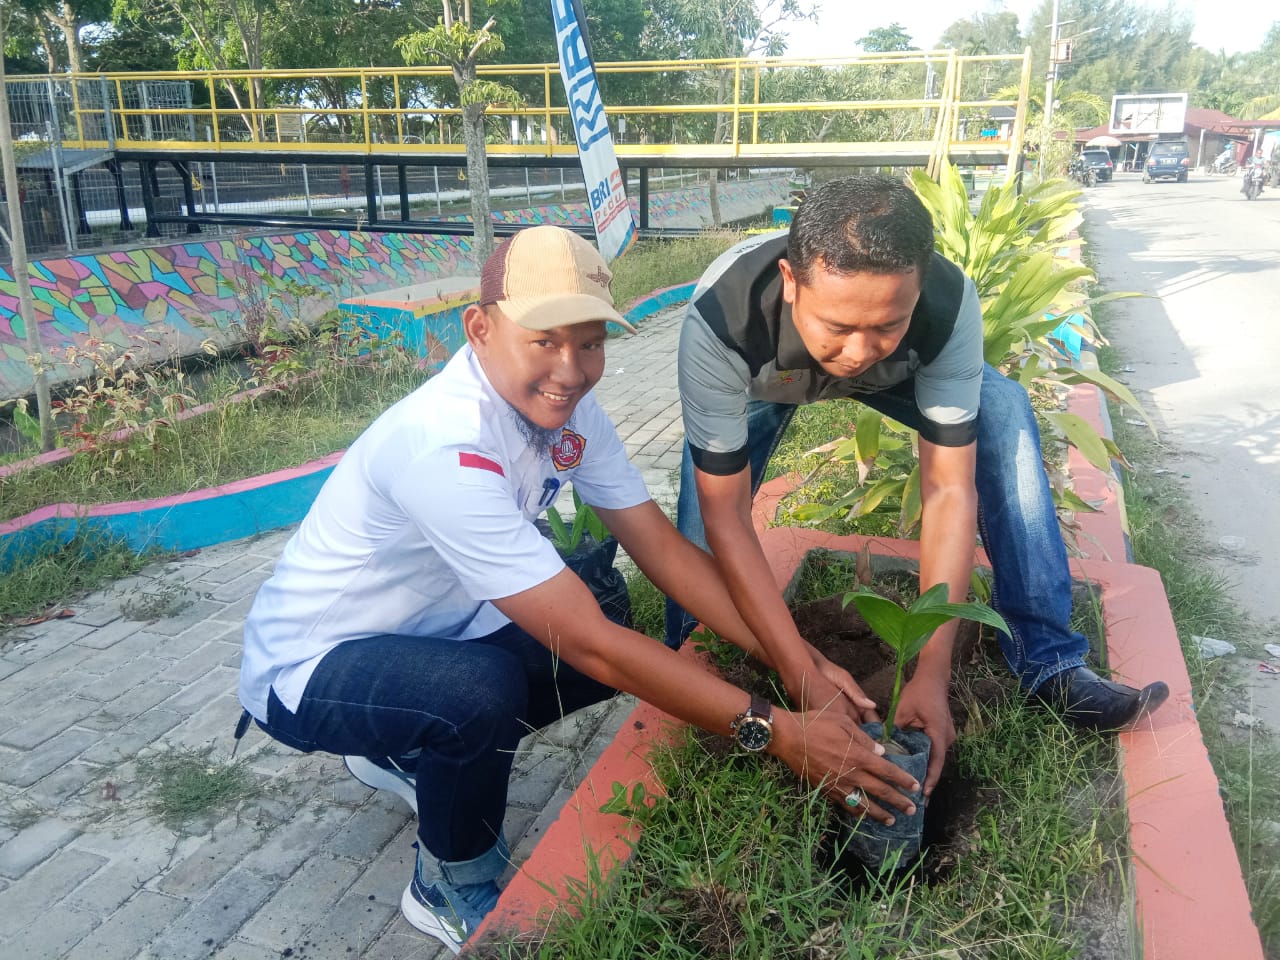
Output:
[474, 486, 1264, 959]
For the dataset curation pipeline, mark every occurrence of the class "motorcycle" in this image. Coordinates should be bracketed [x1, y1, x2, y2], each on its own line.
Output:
[1243, 163, 1265, 201]
[1068, 155, 1097, 188]
[1209, 149, 1238, 175]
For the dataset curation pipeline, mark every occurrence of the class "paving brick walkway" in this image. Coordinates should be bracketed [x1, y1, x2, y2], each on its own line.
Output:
[0, 305, 687, 959]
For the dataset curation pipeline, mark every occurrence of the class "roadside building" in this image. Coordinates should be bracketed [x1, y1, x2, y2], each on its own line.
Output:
[1075, 107, 1280, 173]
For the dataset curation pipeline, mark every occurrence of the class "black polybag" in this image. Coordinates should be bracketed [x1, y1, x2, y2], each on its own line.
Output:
[535, 520, 633, 629]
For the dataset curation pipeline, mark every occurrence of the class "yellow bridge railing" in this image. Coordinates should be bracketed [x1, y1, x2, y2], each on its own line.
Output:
[13, 51, 1030, 176]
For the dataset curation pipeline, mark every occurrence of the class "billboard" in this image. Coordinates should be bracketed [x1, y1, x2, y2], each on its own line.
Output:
[1109, 93, 1188, 136]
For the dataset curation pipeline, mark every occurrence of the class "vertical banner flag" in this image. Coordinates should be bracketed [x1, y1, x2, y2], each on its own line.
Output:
[551, 0, 637, 262]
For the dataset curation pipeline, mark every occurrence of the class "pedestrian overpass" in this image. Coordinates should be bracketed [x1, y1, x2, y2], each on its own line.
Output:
[6, 49, 1031, 244]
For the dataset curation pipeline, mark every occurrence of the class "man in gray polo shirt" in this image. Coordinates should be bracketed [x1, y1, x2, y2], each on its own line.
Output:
[667, 176, 1168, 795]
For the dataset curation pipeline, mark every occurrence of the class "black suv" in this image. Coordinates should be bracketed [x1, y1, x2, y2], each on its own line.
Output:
[1144, 139, 1191, 183]
[1081, 148, 1114, 181]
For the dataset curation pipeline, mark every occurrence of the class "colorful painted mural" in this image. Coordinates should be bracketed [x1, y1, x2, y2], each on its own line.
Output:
[0, 179, 787, 398]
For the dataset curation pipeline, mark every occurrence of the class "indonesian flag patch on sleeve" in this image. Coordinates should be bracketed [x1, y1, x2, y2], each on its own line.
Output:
[458, 451, 505, 477]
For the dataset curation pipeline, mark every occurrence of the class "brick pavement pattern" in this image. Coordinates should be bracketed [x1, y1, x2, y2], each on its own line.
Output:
[0, 305, 688, 959]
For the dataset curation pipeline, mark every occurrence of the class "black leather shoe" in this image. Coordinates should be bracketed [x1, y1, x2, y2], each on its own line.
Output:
[1033, 666, 1170, 731]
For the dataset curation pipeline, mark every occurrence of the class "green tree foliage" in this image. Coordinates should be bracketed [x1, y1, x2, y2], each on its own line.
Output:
[938, 11, 1024, 56]
[857, 23, 916, 53]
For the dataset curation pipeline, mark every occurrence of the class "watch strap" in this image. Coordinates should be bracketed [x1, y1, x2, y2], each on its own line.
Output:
[748, 694, 772, 723]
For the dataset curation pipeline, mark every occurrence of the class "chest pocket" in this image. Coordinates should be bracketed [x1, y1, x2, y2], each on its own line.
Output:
[521, 474, 569, 518]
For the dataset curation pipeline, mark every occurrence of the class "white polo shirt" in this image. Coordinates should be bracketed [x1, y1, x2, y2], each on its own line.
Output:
[239, 345, 651, 721]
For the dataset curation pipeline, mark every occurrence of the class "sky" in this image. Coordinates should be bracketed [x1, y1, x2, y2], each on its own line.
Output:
[782, 0, 1277, 60]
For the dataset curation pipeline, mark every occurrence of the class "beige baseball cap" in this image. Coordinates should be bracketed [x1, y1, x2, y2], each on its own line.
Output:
[478, 225, 637, 334]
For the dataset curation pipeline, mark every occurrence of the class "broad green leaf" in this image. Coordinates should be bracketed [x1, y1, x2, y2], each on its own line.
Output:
[849, 476, 904, 518]
[791, 502, 840, 523]
[831, 437, 861, 461]
[1013, 353, 1045, 385]
[545, 505, 570, 551]
[909, 600, 1011, 637]
[1057, 488, 1100, 513]
[1102, 436, 1132, 470]
[1052, 366, 1155, 437]
[897, 464, 922, 537]
[1045, 411, 1111, 470]
[845, 591, 907, 647]
[855, 408, 883, 463]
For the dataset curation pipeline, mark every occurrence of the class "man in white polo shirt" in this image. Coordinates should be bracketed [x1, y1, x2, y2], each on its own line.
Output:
[238, 225, 919, 955]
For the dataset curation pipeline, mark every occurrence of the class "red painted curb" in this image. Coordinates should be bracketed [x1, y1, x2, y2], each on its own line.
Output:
[474, 700, 680, 942]
[1076, 554, 1263, 959]
[1065, 382, 1130, 563]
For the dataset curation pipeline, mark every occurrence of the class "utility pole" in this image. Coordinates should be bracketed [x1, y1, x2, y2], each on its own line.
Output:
[1041, 0, 1061, 182]
[0, 15, 55, 450]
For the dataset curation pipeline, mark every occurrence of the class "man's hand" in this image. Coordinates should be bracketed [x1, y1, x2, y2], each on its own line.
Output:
[771, 709, 919, 825]
[892, 671, 955, 797]
[809, 648, 880, 724]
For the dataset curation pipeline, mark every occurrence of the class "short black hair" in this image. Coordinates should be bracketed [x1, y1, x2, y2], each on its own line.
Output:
[787, 176, 935, 284]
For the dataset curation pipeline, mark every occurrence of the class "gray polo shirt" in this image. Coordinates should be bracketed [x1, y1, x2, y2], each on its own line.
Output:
[679, 232, 983, 475]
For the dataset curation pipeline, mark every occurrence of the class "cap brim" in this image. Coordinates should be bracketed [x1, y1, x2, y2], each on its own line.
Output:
[500, 294, 637, 335]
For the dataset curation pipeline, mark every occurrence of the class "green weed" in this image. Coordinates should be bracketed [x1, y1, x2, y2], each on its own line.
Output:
[0, 531, 153, 624]
[136, 747, 258, 829]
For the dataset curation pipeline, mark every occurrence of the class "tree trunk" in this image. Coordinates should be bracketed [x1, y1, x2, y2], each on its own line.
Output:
[456, 53, 493, 264]
[0, 40, 56, 451]
[462, 100, 493, 264]
[37, 20, 61, 73]
[42, 2, 85, 73]
[709, 170, 722, 227]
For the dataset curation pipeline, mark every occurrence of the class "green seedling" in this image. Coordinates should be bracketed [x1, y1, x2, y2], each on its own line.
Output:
[544, 489, 609, 557]
[843, 582, 1010, 744]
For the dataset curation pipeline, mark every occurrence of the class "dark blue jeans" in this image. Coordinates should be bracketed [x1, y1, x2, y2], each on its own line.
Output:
[665, 364, 1088, 691]
[257, 623, 616, 863]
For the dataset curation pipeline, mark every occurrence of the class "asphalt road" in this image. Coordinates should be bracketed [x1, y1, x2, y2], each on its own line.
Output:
[1080, 168, 1280, 727]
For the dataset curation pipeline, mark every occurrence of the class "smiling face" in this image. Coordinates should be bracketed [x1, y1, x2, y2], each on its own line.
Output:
[465, 304, 607, 432]
[779, 258, 921, 378]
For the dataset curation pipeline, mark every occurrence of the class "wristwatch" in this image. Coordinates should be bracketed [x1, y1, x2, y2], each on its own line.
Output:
[730, 695, 774, 752]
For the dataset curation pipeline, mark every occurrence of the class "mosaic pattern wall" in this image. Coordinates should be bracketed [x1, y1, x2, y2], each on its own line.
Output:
[0, 179, 787, 398]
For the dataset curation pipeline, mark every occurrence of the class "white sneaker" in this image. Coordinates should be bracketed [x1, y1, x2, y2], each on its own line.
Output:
[400, 868, 500, 955]
[343, 755, 418, 814]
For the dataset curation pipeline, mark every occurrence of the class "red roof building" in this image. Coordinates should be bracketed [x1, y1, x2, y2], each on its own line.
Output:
[1075, 108, 1278, 171]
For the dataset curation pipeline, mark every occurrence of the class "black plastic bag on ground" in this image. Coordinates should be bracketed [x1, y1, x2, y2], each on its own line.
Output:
[535, 520, 633, 629]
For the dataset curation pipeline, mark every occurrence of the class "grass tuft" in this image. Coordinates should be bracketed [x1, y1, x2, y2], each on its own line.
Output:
[136, 747, 258, 829]
[0, 530, 154, 624]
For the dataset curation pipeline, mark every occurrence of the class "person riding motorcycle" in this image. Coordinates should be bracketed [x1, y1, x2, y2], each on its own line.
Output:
[1211, 146, 1235, 174]
[1242, 152, 1267, 197]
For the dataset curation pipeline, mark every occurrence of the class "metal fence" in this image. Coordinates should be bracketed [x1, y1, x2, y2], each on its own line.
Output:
[2, 78, 200, 256]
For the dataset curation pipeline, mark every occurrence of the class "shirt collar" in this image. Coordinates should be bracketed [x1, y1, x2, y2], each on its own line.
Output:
[776, 298, 814, 370]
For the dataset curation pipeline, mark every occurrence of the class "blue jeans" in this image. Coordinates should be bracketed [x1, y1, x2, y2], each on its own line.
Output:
[256, 623, 616, 863]
[665, 364, 1087, 691]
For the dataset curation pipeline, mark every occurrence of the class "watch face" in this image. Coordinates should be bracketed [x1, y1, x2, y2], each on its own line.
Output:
[736, 717, 772, 752]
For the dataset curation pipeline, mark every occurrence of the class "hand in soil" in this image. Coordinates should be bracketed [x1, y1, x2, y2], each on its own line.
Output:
[774, 709, 920, 825]
[785, 665, 876, 726]
[893, 673, 956, 796]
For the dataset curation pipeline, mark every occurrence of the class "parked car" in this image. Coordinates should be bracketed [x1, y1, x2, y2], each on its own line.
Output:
[1144, 139, 1191, 183]
[1081, 148, 1114, 181]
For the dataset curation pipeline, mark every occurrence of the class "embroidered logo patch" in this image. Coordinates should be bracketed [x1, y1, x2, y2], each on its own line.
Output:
[550, 429, 586, 471]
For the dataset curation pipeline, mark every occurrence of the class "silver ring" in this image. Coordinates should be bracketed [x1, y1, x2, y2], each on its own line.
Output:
[844, 789, 863, 808]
